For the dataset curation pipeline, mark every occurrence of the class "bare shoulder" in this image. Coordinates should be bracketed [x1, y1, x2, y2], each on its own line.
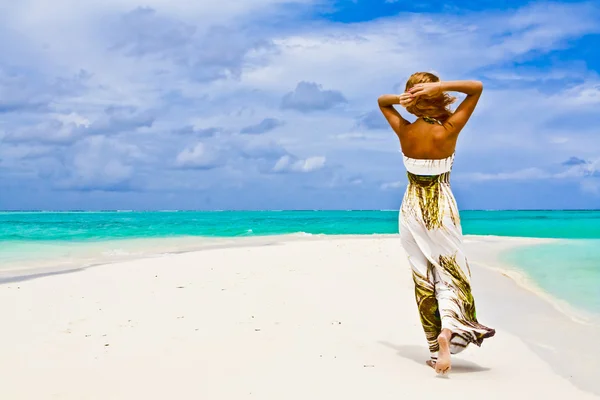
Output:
[377, 96, 412, 138]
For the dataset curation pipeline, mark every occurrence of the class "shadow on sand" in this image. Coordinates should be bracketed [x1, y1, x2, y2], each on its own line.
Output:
[379, 341, 491, 374]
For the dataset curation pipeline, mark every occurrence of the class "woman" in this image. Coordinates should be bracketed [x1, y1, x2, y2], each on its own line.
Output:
[377, 72, 495, 375]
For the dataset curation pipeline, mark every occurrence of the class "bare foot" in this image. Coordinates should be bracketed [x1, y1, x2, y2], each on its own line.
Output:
[435, 329, 452, 375]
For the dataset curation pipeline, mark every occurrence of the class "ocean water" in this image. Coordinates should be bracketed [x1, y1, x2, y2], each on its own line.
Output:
[502, 240, 600, 315]
[1, 210, 599, 314]
[2, 210, 600, 240]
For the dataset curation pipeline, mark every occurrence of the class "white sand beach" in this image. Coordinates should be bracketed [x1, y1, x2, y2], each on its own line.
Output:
[0, 235, 598, 399]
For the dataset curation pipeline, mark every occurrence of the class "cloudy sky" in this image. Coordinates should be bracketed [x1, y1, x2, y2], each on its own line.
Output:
[1, 0, 599, 210]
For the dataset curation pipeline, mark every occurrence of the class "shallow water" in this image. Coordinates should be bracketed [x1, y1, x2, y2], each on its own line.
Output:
[501, 239, 600, 314]
[1, 210, 599, 314]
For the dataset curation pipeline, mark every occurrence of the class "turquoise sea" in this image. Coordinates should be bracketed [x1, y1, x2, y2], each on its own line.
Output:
[1, 210, 599, 314]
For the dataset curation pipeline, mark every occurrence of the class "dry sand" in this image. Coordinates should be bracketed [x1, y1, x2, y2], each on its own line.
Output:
[0, 236, 597, 399]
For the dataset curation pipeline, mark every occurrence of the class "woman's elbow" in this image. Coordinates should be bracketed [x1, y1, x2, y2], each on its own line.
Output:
[378, 94, 394, 107]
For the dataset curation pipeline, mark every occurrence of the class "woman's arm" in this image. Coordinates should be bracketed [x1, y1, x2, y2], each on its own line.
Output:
[439, 80, 483, 96]
[440, 80, 483, 134]
[377, 93, 413, 137]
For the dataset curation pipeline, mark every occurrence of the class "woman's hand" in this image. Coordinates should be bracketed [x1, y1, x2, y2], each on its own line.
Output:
[398, 92, 416, 108]
[408, 82, 442, 98]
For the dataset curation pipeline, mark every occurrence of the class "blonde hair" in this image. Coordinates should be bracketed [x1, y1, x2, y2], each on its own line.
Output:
[404, 72, 456, 122]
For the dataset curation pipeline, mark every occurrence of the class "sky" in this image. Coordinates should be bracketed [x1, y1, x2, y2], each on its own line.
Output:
[0, 0, 599, 210]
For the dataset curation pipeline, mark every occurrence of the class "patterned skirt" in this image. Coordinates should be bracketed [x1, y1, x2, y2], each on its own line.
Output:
[400, 171, 496, 361]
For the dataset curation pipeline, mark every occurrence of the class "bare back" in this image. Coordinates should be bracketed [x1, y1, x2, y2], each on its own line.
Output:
[398, 118, 457, 160]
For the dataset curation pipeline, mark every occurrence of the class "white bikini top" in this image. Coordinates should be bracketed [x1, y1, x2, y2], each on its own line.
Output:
[402, 153, 455, 175]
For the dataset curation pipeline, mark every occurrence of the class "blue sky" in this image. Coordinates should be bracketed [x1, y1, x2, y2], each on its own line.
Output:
[0, 0, 599, 210]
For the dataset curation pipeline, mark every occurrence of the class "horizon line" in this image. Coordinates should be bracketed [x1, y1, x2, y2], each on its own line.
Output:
[1, 209, 599, 213]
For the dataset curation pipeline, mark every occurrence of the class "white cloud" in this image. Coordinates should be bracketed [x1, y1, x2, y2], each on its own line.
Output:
[466, 168, 551, 181]
[236, 137, 288, 160]
[555, 158, 600, 179]
[1, 0, 318, 29]
[466, 158, 600, 182]
[549, 137, 569, 144]
[335, 132, 371, 140]
[2, 120, 82, 145]
[53, 112, 91, 127]
[240, 2, 600, 101]
[561, 83, 600, 107]
[57, 135, 142, 190]
[2, 106, 155, 145]
[175, 142, 221, 169]
[462, 157, 600, 196]
[381, 181, 404, 190]
[273, 155, 326, 173]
